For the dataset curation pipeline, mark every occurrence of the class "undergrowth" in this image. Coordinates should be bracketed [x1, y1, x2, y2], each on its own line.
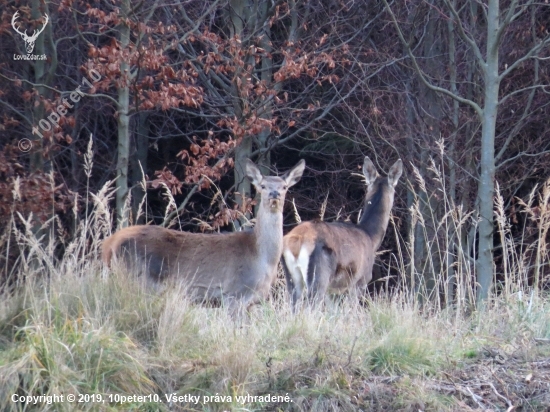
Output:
[0, 147, 549, 411]
[0, 266, 548, 411]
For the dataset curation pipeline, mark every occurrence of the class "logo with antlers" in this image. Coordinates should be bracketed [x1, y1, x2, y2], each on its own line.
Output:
[11, 11, 49, 54]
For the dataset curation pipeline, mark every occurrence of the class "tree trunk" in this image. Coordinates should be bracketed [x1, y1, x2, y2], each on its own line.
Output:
[415, 6, 444, 304]
[30, 0, 53, 172]
[115, 0, 131, 229]
[230, 0, 254, 226]
[476, 0, 499, 303]
[29, 0, 56, 248]
[446, 0, 459, 305]
[255, 0, 273, 210]
[234, 136, 252, 222]
[131, 113, 149, 224]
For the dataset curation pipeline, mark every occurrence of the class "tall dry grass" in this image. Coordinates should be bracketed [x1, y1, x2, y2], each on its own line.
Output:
[404, 147, 549, 313]
[0, 148, 549, 411]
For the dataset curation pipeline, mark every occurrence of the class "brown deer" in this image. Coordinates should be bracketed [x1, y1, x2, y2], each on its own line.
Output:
[282, 157, 402, 309]
[102, 159, 305, 310]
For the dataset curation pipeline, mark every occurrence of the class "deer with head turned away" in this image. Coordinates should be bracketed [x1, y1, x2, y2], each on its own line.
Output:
[102, 159, 305, 311]
[282, 157, 402, 309]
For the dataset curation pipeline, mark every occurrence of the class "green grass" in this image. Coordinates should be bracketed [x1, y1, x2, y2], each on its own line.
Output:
[0, 266, 548, 411]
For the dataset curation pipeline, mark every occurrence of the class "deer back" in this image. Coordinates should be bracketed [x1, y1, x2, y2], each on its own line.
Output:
[102, 159, 305, 308]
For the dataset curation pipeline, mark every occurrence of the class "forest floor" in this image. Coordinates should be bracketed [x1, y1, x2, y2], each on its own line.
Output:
[345, 349, 550, 411]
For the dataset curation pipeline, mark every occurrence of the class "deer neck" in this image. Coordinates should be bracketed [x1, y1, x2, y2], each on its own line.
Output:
[358, 185, 393, 250]
[253, 205, 284, 267]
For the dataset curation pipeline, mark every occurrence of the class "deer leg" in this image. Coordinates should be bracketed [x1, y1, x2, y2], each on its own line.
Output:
[282, 257, 299, 311]
[282, 250, 307, 311]
[224, 294, 249, 320]
[306, 244, 334, 306]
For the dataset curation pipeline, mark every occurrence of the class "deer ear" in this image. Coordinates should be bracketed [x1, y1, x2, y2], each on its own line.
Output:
[363, 157, 378, 185]
[245, 159, 263, 187]
[282, 159, 305, 187]
[388, 159, 403, 187]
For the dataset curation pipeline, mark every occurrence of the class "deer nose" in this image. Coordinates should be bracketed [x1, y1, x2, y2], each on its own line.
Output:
[269, 190, 280, 198]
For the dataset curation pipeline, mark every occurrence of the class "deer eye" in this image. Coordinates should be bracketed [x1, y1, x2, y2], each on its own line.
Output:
[283, 185, 288, 190]
[261, 185, 266, 189]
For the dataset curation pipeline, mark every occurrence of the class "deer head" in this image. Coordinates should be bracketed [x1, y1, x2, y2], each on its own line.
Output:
[12, 11, 49, 54]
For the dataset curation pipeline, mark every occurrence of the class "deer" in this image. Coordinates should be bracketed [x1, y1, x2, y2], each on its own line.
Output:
[282, 157, 402, 309]
[102, 159, 305, 311]
[11, 11, 49, 54]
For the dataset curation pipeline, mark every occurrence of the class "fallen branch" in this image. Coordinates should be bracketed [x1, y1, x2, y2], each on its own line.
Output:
[466, 386, 485, 409]
[487, 382, 513, 409]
